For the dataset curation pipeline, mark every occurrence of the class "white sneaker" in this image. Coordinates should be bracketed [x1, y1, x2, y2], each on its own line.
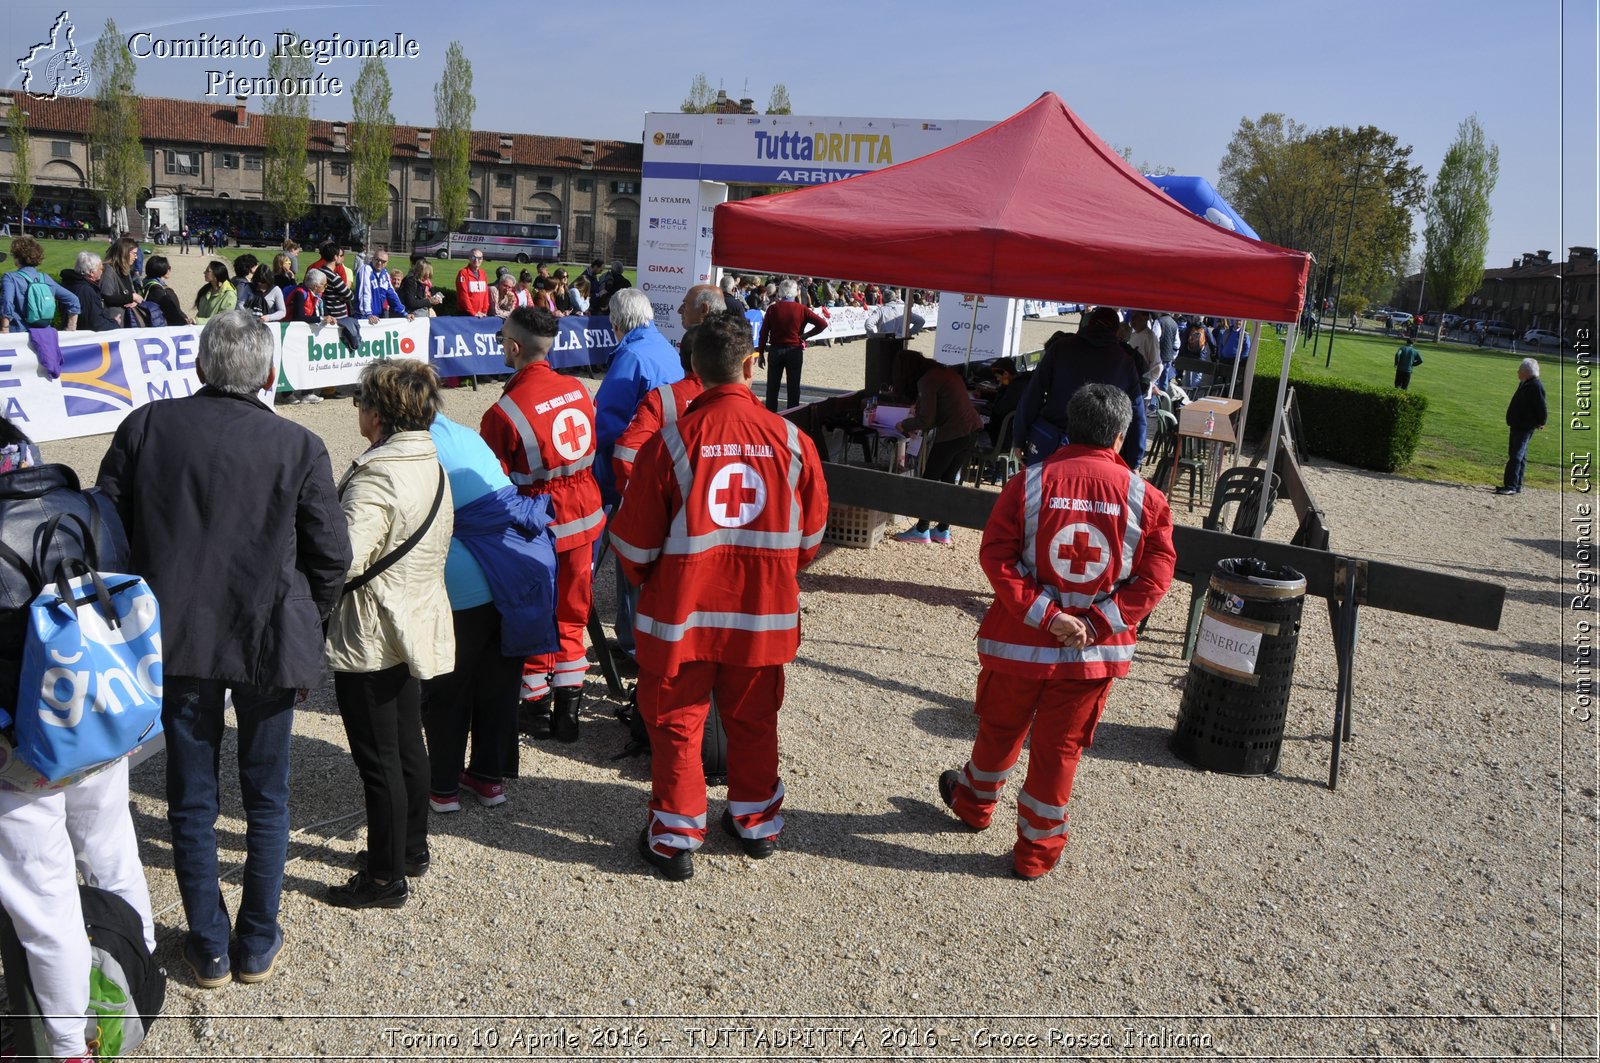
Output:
[300, 393, 324, 404]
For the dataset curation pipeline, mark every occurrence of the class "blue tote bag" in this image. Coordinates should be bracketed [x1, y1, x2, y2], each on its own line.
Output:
[0, 515, 163, 783]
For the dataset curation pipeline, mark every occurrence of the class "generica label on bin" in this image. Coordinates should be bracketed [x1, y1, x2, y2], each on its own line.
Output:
[1195, 614, 1262, 676]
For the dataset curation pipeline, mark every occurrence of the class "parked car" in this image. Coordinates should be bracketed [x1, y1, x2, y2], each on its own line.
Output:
[1386, 311, 1416, 329]
[1481, 319, 1515, 338]
[1523, 329, 1564, 347]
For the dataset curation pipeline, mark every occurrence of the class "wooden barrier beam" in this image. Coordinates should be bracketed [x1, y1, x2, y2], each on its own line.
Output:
[822, 461, 998, 530]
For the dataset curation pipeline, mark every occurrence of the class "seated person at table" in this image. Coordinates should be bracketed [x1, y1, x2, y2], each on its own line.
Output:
[891, 354, 985, 546]
[984, 358, 1031, 439]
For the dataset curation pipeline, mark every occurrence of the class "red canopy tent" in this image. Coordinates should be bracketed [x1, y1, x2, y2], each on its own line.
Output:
[712, 92, 1310, 323]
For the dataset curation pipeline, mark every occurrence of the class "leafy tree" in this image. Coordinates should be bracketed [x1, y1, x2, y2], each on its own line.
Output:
[682, 73, 714, 113]
[765, 84, 792, 115]
[433, 42, 474, 231]
[1423, 116, 1499, 325]
[88, 18, 141, 236]
[7, 103, 31, 234]
[1219, 114, 1426, 307]
[264, 33, 313, 238]
[350, 58, 395, 244]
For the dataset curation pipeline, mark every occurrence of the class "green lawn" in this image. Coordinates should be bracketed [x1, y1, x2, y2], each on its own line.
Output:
[1253, 328, 1566, 489]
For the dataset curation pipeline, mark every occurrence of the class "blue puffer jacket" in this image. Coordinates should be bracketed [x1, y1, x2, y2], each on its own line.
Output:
[453, 486, 558, 656]
[593, 324, 683, 504]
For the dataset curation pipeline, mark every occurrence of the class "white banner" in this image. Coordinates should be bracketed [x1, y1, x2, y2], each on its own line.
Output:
[0, 325, 237, 443]
[808, 303, 942, 343]
[933, 293, 1023, 366]
[275, 318, 431, 391]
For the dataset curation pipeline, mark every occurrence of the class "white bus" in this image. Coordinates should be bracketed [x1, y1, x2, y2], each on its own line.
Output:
[412, 217, 562, 263]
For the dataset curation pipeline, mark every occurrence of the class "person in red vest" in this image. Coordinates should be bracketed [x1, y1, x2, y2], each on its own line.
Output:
[611, 311, 830, 881]
[479, 307, 604, 741]
[455, 249, 491, 318]
[938, 383, 1175, 879]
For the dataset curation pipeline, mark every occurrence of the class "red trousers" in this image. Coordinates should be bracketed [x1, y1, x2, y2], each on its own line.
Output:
[949, 667, 1112, 878]
[522, 546, 593, 699]
[637, 661, 784, 855]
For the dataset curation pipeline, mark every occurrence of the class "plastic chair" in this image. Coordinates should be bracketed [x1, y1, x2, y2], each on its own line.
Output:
[1143, 409, 1176, 483]
[964, 411, 1019, 487]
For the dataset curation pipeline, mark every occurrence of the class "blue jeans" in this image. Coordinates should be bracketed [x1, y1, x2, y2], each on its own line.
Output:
[1505, 428, 1535, 490]
[163, 677, 294, 958]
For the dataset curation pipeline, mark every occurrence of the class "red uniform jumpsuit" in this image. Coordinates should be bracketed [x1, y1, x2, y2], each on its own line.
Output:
[455, 266, 491, 317]
[480, 361, 605, 699]
[951, 444, 1175, 877]
[610, 374, 704, 498]
[610, 385, 829, 857]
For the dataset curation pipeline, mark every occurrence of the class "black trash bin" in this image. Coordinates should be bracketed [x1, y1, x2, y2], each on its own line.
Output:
[1171, 558, 1306, 776]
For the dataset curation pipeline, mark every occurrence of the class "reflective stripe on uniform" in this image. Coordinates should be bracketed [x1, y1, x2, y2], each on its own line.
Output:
[1096, 596, 1128, 635]
[660, 420, 696, 542]
[657, 383, 681, 427]
[651, 809, 707, 831]
[800, 528, 825, 549]
[976, 638, 1136, 665]
[613, 444, 639, 463]
[550, 507, 605, 540]
[495, 395, 546, 481]
[1018, 789, 1068, 821]
[1021, 463, 1043, 578]
[1017, 819, 1070, 841]
[727, 779, 785, 817]
[1120, 469, 1146, 577]
[611, 535, 661, 564]
[635, 609, 800, 642]
[1024, 592, 1052, 628]
[664, 528, 803, 554]
[965, 763, 1014, 784]
[784, 420, 802, 535]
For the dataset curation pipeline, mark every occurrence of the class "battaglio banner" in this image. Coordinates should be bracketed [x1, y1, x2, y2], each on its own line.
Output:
[274, 319, 432, 392]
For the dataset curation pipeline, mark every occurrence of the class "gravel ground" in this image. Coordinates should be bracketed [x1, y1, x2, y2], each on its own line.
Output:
[29, 317, 1591, 1060]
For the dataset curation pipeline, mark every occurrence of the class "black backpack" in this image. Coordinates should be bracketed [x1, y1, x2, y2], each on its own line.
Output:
[616, 689, 728, 786]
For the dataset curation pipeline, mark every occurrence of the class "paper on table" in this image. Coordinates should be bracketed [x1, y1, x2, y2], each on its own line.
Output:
[870, 404, 913, 432]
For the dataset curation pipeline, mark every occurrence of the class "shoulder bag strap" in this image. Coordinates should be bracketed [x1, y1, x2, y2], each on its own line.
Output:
[341, 468, 446, 597]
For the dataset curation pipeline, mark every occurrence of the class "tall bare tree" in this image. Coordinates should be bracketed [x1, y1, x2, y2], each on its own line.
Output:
[1423, 115, 1499, 327]
[350, 58, 395, 245]
[433, 42, 474, 231]
[88, 18, 141, 236]
[263, 33, 313, 238]
[7, 103, 32, 234]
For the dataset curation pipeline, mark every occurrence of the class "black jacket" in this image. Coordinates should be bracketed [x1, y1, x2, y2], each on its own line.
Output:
[0, 464, 130, 709]
[59, 269, 121, 331]
[1506, 376, 1548, 430]
[96, 386, 351, 689]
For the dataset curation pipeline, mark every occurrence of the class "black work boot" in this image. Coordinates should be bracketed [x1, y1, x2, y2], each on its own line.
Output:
[518, 694, 553, 740]
[553, 686, 583, 743]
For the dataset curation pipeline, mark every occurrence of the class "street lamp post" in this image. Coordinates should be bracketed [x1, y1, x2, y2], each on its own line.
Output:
[1325, 156, 1380, 369]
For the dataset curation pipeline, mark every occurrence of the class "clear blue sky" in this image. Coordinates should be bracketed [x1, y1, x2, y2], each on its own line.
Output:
[4, 0, 1594, 269]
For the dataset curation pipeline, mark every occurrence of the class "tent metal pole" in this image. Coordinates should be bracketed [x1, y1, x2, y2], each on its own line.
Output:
[1253, 323, 1297, 538]
[1232, 321, 1265, 469]
[961, 297, 979, 372]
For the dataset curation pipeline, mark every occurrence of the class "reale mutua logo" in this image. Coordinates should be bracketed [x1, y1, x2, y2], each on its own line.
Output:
[17, 11, 91, 101]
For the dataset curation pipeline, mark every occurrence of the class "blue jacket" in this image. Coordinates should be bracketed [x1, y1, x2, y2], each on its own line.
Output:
[593, 323, 683, 503]
[454, 486, 558, 656]
[2, 267, 81, 332]
[355, 262, 406, 319]
[1217, 326, 1251, 363]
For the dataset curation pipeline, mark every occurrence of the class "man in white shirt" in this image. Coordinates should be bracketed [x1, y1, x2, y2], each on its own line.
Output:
[1125, 309, 1162, 386]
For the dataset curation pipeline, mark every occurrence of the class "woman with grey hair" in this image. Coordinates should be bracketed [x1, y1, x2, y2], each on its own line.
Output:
[59, 249, 120, 331]
[325, 360, 455, 909]
[1498, 358, 1547, 495]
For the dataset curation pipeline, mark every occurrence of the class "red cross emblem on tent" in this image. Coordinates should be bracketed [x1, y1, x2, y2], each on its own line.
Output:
[1048, 522, 1112, 584]
[707, 462, 768, 528]
[551, 409, 592, 462]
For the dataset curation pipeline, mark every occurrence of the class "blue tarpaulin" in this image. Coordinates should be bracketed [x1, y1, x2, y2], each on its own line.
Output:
[428, 316, 620, 376]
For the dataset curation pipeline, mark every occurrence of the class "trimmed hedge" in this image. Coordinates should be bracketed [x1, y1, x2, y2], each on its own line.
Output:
[1244, 369, 1427, 473]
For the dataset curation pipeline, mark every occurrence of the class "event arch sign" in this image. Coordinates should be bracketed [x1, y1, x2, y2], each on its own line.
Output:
[638, 112, 991, 345]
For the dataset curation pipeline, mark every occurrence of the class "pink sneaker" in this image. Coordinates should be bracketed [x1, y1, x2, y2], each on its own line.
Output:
[429, 791, 461, 814]
[458, 772, 506, 807]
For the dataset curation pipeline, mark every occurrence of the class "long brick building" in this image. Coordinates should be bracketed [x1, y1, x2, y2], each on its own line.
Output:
[0, 92, 645, 262]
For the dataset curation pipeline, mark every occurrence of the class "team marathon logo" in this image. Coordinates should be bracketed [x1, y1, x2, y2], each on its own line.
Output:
[707, 463, 766, 528]
[59, 339, 133, 417]
[1048, 523, 1111, 584]
[17, 11, 91, 100]
[550, 409, 592, 462]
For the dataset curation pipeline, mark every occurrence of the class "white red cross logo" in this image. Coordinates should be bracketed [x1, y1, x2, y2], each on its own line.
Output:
[707, 462, 767, 528]
[551, 409, 592, 462]
[1048, 522, 1111, 584]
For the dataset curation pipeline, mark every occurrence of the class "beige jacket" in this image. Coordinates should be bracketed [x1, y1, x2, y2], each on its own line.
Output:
[325, 431, 456, 678]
